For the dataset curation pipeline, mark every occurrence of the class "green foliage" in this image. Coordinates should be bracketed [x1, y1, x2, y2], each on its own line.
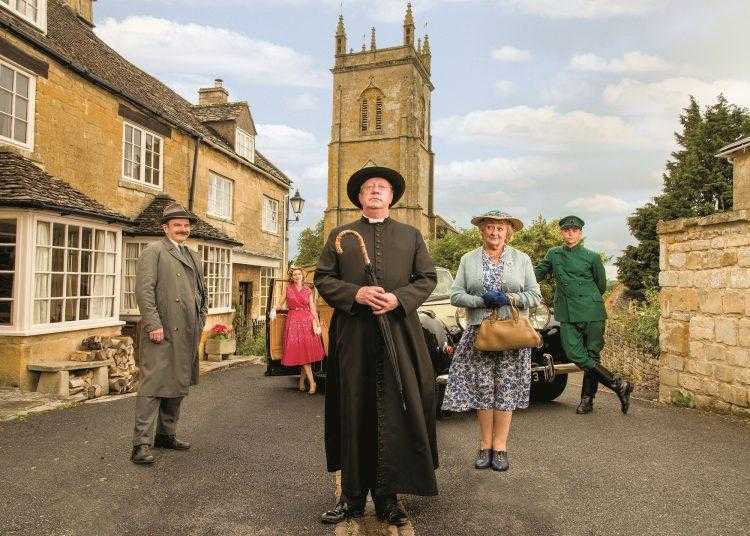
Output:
[671, 390, 694, 408]
[608, 287, 661, 357]
[233, 305, 267, 357]
[294, 219, 325, 267]
[617, 95, 750, 291]
[509, 215, 564, 304]
[428, 227, 482, 274]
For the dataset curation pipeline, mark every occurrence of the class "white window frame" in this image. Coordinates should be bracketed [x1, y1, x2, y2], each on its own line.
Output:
[262, 195, 279, 235]
[207, 172, 234, 221]
[0, 57, 36, 151]
[198, 243, 233, 313]
[0, 0, 47, 33]
[122, 121, 164, 190]
[235, 128, 255, 163]
[259, 266, 276, 318]
[120, 239, 154, 315]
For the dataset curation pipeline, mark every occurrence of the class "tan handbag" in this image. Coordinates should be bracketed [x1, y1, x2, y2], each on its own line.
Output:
[474, 306, 542, 352]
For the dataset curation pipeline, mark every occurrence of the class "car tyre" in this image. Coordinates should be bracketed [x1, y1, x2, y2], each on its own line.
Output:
[530, 373, 568, 404]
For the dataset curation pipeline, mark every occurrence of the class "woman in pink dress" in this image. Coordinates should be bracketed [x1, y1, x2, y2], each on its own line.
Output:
[272, 268, 325, 394]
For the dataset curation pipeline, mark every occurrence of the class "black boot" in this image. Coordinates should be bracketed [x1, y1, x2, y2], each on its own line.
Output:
[374, 495, 408, 527]
[154, 434, 191, 450]
[591, 363, 634, 414]
[130, 444, 155, 465]
[576, 370, 598, 414]
[320, 496, 365, 524]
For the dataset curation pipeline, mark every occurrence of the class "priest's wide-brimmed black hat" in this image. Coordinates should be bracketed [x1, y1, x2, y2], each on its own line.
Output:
[346, 166, 405, 209]
[161, 202, 198, 224]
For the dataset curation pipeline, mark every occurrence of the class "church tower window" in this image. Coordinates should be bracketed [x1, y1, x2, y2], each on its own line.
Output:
[360, 99, 369, 132]
[375, 97, 383, 131]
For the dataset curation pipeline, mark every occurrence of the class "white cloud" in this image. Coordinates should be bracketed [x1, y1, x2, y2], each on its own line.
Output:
[500, 0, 659, 19]
[434, 106, 637, 149]
[566, 194, 632, 213]
[493, 80, 516, 97]
[570, 51, 672, 73]
[437, 156, 564, 188]
[95, 17, 327, 93]
[286, 93, 320, 111]
[492, 46, 532, 63]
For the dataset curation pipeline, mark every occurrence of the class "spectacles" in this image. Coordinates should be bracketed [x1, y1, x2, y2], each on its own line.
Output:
[361, 184, 392, 192]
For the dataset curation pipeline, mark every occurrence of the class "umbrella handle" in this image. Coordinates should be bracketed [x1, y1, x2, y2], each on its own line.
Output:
[335, 229, 371, 265]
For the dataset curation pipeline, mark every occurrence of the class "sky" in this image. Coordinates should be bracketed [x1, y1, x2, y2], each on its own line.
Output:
[94, 0, 750, 274]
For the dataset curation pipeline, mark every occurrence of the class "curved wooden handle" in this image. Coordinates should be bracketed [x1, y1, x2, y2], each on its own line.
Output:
[335, 229, 371, 265]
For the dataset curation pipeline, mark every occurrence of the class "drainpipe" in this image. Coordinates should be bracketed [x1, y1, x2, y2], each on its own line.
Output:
[188, 135, 201, 211]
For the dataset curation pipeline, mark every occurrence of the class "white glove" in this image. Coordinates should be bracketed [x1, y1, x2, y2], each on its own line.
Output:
[313, 324, 321, 336]
[269, 307, 276, 320]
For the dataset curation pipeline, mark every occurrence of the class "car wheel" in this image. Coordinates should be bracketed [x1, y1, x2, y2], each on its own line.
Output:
[530, 373, 568, 404]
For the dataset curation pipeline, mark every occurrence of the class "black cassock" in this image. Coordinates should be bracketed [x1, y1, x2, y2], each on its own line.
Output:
[314, 216, 439, 499]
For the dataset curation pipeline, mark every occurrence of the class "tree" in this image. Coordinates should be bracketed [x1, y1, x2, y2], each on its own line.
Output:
[616, 95, 750, 291]
[428, 227, 482, 274]
[294, 219, 324, 267]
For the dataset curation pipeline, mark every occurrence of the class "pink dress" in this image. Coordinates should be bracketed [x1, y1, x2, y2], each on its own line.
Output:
[281, 285, 325, 366]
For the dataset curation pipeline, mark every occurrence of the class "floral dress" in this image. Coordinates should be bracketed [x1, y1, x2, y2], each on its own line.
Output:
[441, 250, 532, 412]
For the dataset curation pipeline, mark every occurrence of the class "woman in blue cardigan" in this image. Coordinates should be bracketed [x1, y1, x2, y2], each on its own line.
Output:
[442, 210, 542, 472]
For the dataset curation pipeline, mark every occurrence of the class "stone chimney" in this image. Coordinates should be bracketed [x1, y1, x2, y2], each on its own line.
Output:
[63, 0, 95, 26]
[198, 79, 229, 106]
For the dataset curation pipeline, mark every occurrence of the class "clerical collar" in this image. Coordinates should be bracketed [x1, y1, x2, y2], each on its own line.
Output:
[362, 215, 388, 223]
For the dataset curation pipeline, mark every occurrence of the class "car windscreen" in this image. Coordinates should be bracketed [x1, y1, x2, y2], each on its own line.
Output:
[428, 267, 454, 300]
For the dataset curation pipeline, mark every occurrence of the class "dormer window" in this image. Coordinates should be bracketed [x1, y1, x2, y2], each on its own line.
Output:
[0, 0, 47, 32]
[236, 127, 255, 163]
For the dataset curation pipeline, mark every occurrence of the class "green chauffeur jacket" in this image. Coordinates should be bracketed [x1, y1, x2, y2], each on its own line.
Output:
[534, 243, 607, 323]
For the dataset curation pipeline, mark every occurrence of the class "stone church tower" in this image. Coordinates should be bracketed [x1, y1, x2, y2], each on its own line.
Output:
[324, 4, 438, 239]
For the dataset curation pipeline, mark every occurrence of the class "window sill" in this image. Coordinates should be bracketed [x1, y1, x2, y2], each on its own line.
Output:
[207, 307, 234, 315]
[261, 229, 280, 237]
[119, 179, 163, 194]
[0, 319, 125, 337]
[0, 137, 34, 153]
[206, 213, 234, 224]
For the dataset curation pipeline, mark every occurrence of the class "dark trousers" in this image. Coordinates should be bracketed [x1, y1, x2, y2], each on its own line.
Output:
[132, 396, 183, 447]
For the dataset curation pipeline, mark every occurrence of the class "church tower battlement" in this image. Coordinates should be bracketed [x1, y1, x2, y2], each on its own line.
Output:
[325, 3, 437, 239]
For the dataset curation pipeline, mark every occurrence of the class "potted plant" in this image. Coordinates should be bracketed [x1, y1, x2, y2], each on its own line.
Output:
[205, 323, 236, 358]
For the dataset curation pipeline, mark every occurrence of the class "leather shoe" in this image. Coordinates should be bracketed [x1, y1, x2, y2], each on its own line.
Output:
[130, 444, 155, 465]
[374, 495, 408, 527]
[491, 450, 510, 472]
[474, 448, 492, 469]
[576, 396, 594, 414]
[320, 498, 365, 524]
[154, 434, 191, 450]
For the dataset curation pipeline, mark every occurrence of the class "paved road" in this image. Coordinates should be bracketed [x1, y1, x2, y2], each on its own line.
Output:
[1, 364, 748, 536]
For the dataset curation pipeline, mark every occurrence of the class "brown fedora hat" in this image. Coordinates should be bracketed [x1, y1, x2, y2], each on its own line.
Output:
[161, 202, 198, 224]
[347, 166, 405, 209]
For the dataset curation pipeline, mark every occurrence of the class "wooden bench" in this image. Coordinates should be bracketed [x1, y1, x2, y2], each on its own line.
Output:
[27, 360, 110, 398]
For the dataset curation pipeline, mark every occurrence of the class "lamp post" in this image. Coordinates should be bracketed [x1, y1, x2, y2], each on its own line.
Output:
[285, 189, 305, 267]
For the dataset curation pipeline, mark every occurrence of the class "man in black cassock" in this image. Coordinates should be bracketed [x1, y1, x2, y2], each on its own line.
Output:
[315, 166, 438, 527]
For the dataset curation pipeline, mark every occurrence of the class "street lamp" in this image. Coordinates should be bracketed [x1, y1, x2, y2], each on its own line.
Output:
[285, 189, 305, 268]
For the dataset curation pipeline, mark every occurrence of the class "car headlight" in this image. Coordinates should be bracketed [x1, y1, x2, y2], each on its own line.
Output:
[454, 307, 467, 330]
[528, 303, 550, 330]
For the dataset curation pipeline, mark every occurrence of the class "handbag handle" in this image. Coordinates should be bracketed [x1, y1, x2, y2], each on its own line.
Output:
[489, 305, 519, 322]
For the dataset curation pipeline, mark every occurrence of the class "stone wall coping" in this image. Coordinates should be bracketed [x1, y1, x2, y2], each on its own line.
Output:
[27, 360, 111, 372]
[657, 209, 750, 235]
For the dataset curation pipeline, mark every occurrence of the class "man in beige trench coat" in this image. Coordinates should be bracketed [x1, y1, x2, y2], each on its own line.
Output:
[130, 202, 207, 465]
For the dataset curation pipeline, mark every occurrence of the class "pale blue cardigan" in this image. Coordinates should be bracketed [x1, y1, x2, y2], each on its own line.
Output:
[450, 246, 542, 326]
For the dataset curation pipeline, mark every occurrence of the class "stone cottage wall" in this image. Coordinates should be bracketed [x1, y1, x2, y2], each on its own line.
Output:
[657, 209, 750, 417]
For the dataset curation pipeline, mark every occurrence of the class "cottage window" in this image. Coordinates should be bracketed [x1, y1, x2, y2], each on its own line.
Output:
[122, 122, 163, 189]
[262, 196, 279, 234]
[207, 172, 233, 220]
[235, 128, 255, 163]
[259, 266, 276, 318]
[0, 0, 47, 32]
[120, 240, 149, 314]
[0, 218, 17, 325]
[198, 244, 231, 310]
[33, 220, 119, 326]
[0, 60, 35, 150]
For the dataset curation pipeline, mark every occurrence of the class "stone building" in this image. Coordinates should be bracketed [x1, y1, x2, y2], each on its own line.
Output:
[657, 136, 750, 416]
[324, 4, 454, 240]
[0, 0, 292, 387]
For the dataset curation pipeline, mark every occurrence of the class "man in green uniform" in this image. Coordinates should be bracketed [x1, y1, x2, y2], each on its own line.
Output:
[534, 215, 633, 414]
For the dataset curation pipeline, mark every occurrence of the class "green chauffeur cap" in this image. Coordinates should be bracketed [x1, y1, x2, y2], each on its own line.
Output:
[559, 215, 585, 230]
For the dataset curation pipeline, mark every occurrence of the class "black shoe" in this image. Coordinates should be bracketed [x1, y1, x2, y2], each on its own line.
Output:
[130, 444, 155, 465]
[154, 434, 191, 450]
[474, 448, 492, 469]
[320, 498, 365, 524]
[374, 495, 408, 527]
[491, 450, 509, 472]
[591, 364, 633, 414]
[576, 396, 594, 414]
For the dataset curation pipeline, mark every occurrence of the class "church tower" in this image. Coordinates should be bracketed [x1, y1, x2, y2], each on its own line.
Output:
[325, 3, 436, 239]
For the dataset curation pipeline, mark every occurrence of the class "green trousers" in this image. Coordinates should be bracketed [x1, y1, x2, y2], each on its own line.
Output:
[559, 321, 605, 370]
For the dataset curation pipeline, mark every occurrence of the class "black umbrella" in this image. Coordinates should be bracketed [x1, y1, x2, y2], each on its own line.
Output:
[335, 229, 407, 413]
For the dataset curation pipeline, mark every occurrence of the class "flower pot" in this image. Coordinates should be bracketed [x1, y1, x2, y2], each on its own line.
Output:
[205, 338, 236, 356]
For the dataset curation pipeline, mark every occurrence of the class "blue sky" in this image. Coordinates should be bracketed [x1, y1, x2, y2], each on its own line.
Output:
[95, 1, 750, 273]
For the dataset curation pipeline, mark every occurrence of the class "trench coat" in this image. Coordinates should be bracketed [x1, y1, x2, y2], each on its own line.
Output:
[136, 237, 208, 398]
[314, 216, 439, 498]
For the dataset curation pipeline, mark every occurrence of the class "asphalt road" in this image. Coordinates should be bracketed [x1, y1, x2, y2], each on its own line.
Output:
[1, 364, 748, 536]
